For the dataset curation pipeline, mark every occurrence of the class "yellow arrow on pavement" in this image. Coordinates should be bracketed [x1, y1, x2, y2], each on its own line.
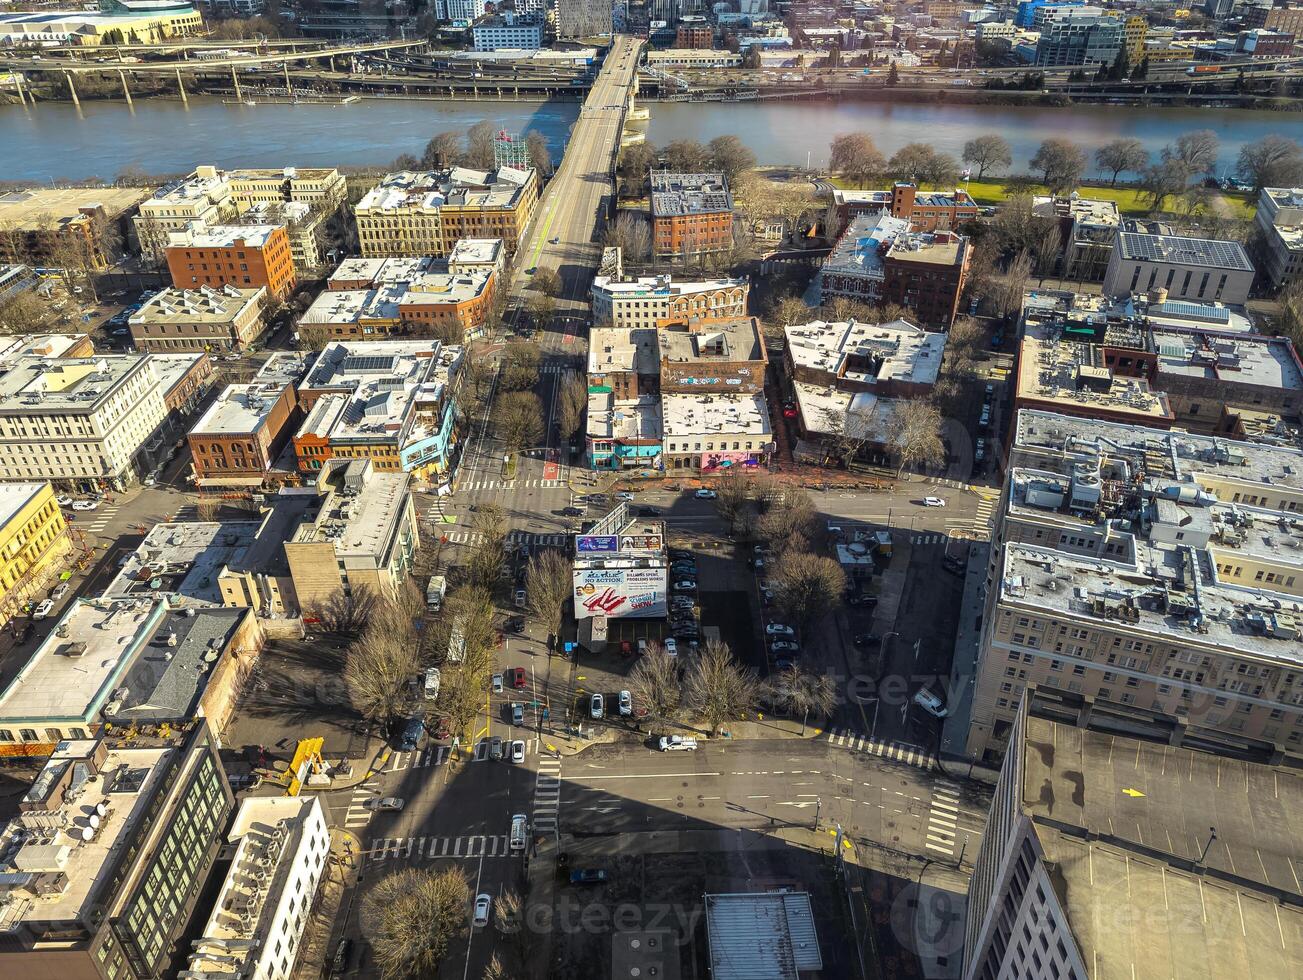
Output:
[1122, 788, 1146, 798]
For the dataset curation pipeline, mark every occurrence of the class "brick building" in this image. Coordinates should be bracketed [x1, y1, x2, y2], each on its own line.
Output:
[825, 182, 979, 237]
[165, 222, 298, 300]
[650, 171, 735, 262]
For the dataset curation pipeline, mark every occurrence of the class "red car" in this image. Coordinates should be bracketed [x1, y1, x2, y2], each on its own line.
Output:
[512, 667, 528, 689]
[782, 407, 798, 419]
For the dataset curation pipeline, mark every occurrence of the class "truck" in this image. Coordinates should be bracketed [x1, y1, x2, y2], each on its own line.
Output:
[423, 666, 441, 701]
[426, 575, 446, 613]
[446, 615, 466, 663]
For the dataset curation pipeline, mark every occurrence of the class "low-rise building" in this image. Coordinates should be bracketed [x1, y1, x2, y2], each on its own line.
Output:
[0, 354, 169, 491]
[658, 315, 768, 393]
[186, 351, 311, 489]
[165, 221, 298, 300]
[820, 213, 972, 328]
[0, 726, 234, 979]
[240, 200, 329, 276]
[186, 796, 330, 980]
[354, 167, 539, 258]
[326, 255, 437, 290]
[0, 186, 149, 271]
[150, 350, 217, 431]
[960, 409, 1303, 768]
[128, 284, 267, 353]
[662, 391, 772, 471]
[0, 332, 94, 360]
[962, 703, 1303, 980]
[650, 171, 735, 262]
[1102, 228, 1255, 305]
[591, 274, 749, 329]
[472, 13, 544, 50]
[1032, 195, 1121, 281]
[104, 520, 261, 606]
[448, 237, 506, 278]
[1254, 186, 1303, 288]
[646, 48, 742, 68]
[0, 483, 70, 631]
[826, 182, 980, 237]
[676, 19, 715, 48]
[298, 269, 496, 346]
[294, 340, 464, 479]
[0, 4, 204, 46]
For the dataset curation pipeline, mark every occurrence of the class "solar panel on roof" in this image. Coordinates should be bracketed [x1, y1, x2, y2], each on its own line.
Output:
[341, 355, 396, 374]
[1154, 300, 1230, 323]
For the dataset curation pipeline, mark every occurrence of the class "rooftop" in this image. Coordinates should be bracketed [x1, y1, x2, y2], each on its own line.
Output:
[290, 460, 411, 560]
[650, 171, 733, 218]
[1116, 230, 1254, 271]
[0, 355, 152, 416]
[301, 339, 443, 392]
[103, 521, 260, 605]
[130, 284, 265, 325]
[190, 381, 290, 437]
[0, 482, 48, 530]
[0, 187, 151, 228]
[587, 391, 663, 442]
[448, 237, 503, 265]
[662, 392, 771, 437]
[592, 275, 747, 299]
[328, 255, 436, 287]
[792, 383, 903, 444]
[355, 167, 535, 214]
[658, 317, 764, 366]
[1153, 328, 1303, 390]
[0, 598, 166, 727]
[167, 221, 281, 250]
[1016, 712, 1303, 978]
[302, 273, 492, 325]
[0, 740, 172, 935]
[253, 350, 315, 387]
[0, 333, 89, 362]
[148, 352, 209, 400]
[1031, 193, 1120, 227]
[588, 327, 659, 375]
[785, 318, 946, 387]
[704, 892, 822, 980]
[823, 212, 969, 278]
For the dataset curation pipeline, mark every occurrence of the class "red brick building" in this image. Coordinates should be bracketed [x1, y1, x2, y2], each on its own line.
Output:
[650, 171, 734, 262]
[165, 222, 298, 301]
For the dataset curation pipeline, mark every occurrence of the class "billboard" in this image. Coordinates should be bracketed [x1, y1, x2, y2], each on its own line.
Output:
[576, 535, 619, 554]
[573, 565, 667, 619]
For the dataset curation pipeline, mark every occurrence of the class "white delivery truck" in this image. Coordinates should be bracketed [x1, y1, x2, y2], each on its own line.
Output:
[423, 667, 441, 701]
[510, 813, 528, 851]
[426, 575, 446, 613]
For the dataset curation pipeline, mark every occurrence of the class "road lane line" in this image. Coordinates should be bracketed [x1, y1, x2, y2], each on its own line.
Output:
[572, 772, 722, 780]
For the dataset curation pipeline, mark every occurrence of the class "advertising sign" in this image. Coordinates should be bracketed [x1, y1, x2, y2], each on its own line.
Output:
[620, 534, 663, 552]
[576, 535, 619, 554]
[573, 566, 667, 619]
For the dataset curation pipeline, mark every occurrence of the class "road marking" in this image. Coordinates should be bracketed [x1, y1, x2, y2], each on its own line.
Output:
[574, 771, 722, 780]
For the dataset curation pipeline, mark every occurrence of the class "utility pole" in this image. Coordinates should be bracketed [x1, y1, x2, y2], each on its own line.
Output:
[813, 796, 821, 830]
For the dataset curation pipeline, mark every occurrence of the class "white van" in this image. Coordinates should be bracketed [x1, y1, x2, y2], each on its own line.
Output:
[423, 667, 441, 701]
[509, 813, 528, 851]
[426, 575, 446, 613]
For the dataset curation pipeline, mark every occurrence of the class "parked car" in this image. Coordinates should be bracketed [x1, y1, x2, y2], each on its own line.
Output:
[488, 736, 505, 760]
[49, 582, 69, 601]
[330, 938, 353, 976]
[560, 506, 584, 517]
[664, 638, 678, 657]
[511, 702, 525, 726]
[616, 491, 635, 501]
[765, 623, 795, 636]
[569, 868, 609, 885]
[472, 893, 491, 928]
[32, 599, 54, 620]
[847, 594, 879, 608]
[492, 673, 504, 693]
[672, 580, 697, 592]
[55, 494, 73, 507]
[511, 739, 526, 763]
[590, 693, 604, 718]
[374, 797, 404, 811]
[923, 496, 946, 507]
[773, 658, 797, 672]
[71, 499, 100, 511]
[694, 488, 718, 500]
[618, 690, 632, 715]
[770, 640, 800, 654]
[853, 633, 881, 648]
[913, 686, 949, 717]
[505, 615, 526, 633]
[513, 667, 528, 689]
[658, 735, 698, 751]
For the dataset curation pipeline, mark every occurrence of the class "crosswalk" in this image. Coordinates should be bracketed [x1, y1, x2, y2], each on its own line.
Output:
[344, 780, 381, 829]
[368, 834, 514, 860]
[387, 746, 450, 772]
[823, 728, 938, 771]
[532, 755, 562, 834]
[910, 533, 947, 546]
[925, 785, 962, 857]
[79, 503, 122, 535]
[457, 477, 566, 493]
[943, 494, 998, 541]
[440, 529, 571, 547]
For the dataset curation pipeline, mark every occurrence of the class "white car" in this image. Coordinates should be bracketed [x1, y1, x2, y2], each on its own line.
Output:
[472, 893, 491, 928]
[510, 739, 526, 764]
[32, 599, 55, 620]
[49, 583, 69, 602]
[658, 735, 698, 751]
[373, 797, 405, 811]
[618, 690, 632, 716]
[663, 637, 678, 657]
[71, 499, 100, 511]
[616, 491, 635, 501]
[765, 623, 795, 637]
[913, 686, 949, 718]
[492, 673, 504, 693]
[923, 497, 946, 507]
[55, 495, 73, 507]
[590, 693, 604, 718]
[694, 488, 718, 500]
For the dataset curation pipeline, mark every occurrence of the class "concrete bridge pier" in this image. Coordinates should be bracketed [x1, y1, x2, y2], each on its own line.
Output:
[231, 65, 242, 101]
[282, 62, 293, 97]
[175, 67, 188, 104]
[14, 72, 27, 106]
[118, 69, 133, 106]
[64, 70, 80, 108]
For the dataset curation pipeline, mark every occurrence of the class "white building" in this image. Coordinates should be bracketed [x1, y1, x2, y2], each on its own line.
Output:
[185, 796, 331, 980]
[591, 275, 749, 329]
[1102, 229, 1256, 305]
[1254, 186, 1303, 288]
[471, 14, 544, 51]
[661, 391, 772, 470]
[0, 355, 168, 491]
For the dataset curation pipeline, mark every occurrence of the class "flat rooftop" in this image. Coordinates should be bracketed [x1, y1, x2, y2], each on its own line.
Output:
[328, 255, 436, 287]
[0, 742, 172, 935]
[0, 355, 150, 415]
[104, 521, 259, 605]
[148, 352, 208, 400]
[0, 482, 47, 530]
[130, 284, 264, 325]
[0, 187, 150, 227]
[302, 339, 442, 392]
[0, 598, 164, 727]
[792, 383, 902, 444]
[167, 222, 281, 249]
[190, 381, 289, 436]
[0, 333, 89, 361]
[448, 237, 503, 264]
[588, 327, 659, 375]
[785, 318, 945, 386]
[587, 391, 662, 442]
[1153, 329, 1303, 390]
[302, 274, 492, 325]
[291, 462, 410, 560]
[254, 350, 314, 386]
[658, 317, 764, 365]
[1032, 194, 1120, 227]
[355, 166, 534, 214]
[592, 275, 747, 299]
[1116, 230, 1254, 271]
[650, 171, 733, 217]
[1018, 713, 1303, 979]
[662, 392, 771, 437]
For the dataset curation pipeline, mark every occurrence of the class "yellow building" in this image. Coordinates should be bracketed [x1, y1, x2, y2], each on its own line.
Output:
[1124, 15, 1148, 63]
[0, 6, 204, 47]
[0, 483, 71, 628]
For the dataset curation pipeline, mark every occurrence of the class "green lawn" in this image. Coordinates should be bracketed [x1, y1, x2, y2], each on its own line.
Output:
[826, 175, 1255, 218]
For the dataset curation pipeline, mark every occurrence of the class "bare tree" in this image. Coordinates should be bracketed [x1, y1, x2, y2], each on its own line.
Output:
[362, 866, 470, 979]
[629, 647, 682, 729]
[683, 640, 762, 736]
[765, 663, 838, 735]
[819, 403, 870, 468]
[708, 134, 757, 186]
[1030, 222, 1063, 281]
[422, 131, 463, 169]
[557, 370, 588, 444]
[1236, 135, 1303, 195]
[773, 295, 814, 328]
[436, 664, 484, 743]
[892, 398, 945, 475]
[829, 133, 886, 188]
[1140, 157, 1191, 213]
[525, 549, 571, 642]
[713, 471, 757, 535]
[962, 134, 1012, 179]
[0, 290, 53, 335]
[1172, 129, 1219, 177]
[663, 139, 712, 173]
[617, 141, 657, 198]
[531, 267, 562, 298]
[494, 391, 545, 455]
[774, 551, 846, 636]
[500, 341, 541, 391]
[465, 120, 497, 169]
[1095, 138, 1149, 186]
[344, 614, 419, 731]
[822, 295, 878, 324]
[310, 587, 377, 639]
[756, 491, 817, 557]
[525, 130, 552, 175]
[1029, 139, 1087, 195]
[990, 249, 1033, 318]
[464, 506, 509, 594]
[602, 212, 652, 263]
[526, 292, 555, 330]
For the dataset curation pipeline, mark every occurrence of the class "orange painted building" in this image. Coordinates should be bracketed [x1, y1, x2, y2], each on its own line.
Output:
[165, 222, 298, 300]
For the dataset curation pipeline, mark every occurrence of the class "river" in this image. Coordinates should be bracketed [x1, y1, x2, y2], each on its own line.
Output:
[0, 95, 1296, 182]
